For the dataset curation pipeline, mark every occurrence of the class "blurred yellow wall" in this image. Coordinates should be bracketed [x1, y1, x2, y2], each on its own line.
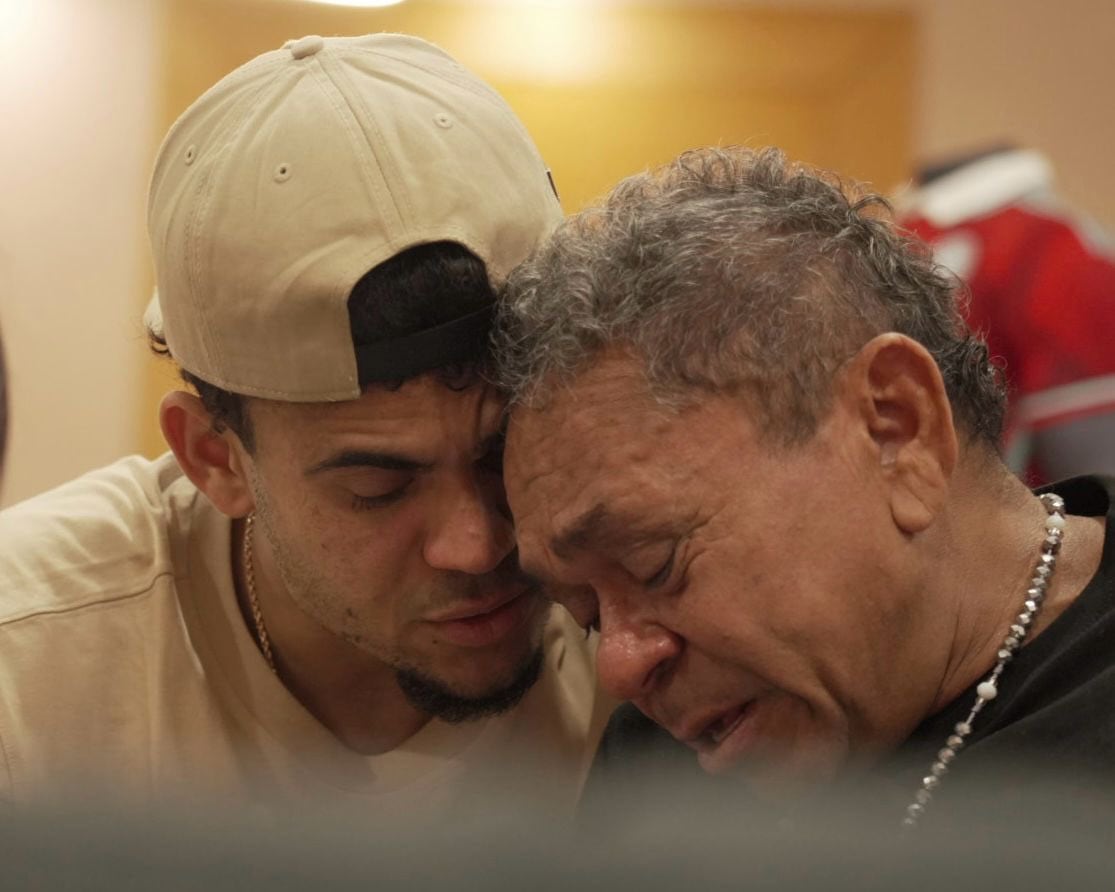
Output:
[141, 0, 914, 456]
[0, 0, 161, 507]
[163, 0, 914, 205]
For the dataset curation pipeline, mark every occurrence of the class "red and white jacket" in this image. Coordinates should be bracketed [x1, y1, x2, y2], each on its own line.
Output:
[899, 149, 1115, 483]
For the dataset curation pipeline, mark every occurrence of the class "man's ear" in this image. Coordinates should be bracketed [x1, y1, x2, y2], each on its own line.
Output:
[840, 333, 958, 534]
[160, 391, 255, 518]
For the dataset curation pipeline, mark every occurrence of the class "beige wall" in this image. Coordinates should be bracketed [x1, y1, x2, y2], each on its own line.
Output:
[916, 0, 1115, 229]
[0, 0, 162, 505]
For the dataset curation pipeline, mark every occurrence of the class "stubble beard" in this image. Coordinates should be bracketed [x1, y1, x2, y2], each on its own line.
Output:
[394, 645, 545, 724]
[250, 486, 548, 725]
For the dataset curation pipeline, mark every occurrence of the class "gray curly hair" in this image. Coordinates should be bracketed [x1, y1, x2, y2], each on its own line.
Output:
[492, 146, 1006, 447]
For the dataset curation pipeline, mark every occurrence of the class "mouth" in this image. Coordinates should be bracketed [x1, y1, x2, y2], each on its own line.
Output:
[678, 700, 759, 775]
[423, 588, 540, 649]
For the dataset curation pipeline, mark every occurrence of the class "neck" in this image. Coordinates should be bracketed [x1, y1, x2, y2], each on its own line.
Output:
[925, 466, 1105, 717]
[231, 518, 431, 754]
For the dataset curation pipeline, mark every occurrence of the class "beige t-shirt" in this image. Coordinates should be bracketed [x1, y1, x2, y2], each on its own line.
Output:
[0, 454, 608, 818]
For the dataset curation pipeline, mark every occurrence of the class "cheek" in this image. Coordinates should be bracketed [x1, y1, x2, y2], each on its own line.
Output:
[334, 512, 425, 587]
[274, 497, 425, 592]
[668, 556, 765, 667]
[675, 550, 837, 689]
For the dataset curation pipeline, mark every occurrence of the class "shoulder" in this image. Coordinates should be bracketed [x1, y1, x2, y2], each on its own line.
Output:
[0, 457, 222, 799]
[517, 607, 608, 736]
[0, 454, 200, 624]
[961, 479, 1115, 769]
[493, 609, 616, 785]
[541, 606, 595, 692]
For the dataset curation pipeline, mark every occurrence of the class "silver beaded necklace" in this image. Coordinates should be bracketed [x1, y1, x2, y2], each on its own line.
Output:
[901, 491, 1066, 829]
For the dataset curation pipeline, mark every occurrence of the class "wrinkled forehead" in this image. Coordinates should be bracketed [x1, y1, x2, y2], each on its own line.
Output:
[506, 356, 653, 484]
[504, 368, 690, 561]
[504, 400, 616, 516]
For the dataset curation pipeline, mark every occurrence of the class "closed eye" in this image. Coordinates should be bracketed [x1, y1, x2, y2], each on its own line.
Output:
[644, 549, 676, 589]
[350, 480, 413, 510]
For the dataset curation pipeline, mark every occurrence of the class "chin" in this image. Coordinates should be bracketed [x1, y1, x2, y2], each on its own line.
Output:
[395, 645, 546, 724]
[703, 699, 850, 793]
[724, 733, 853, 801]
[431, 637, 544, 697]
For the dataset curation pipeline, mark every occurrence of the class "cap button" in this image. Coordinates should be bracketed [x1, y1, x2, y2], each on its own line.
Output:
[289, 35, 324, 60]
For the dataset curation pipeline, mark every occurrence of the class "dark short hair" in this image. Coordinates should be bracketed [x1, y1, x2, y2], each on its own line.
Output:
[494, 146, 1007, 448]
[148, 241, 495, 452]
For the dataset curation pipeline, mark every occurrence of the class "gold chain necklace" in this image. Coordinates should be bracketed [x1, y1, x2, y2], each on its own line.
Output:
[242, 514, 277, 674]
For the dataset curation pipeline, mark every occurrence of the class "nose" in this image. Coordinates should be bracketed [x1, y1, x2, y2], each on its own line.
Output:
[423, 475, 514, 575]
[595, 613, 681, 702]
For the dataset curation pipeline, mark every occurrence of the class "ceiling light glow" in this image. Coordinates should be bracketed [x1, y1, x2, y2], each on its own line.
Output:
[300, 0, 406, 8]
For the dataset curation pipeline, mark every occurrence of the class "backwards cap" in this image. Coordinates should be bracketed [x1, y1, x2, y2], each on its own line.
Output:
[146, 33, 562, 401]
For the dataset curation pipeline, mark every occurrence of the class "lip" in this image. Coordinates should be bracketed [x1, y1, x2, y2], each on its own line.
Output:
[423, 589, 538, 648]
[677, 700, 760, 775]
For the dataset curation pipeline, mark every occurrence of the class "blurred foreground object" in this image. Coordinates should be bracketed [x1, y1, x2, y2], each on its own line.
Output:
[900, 147, 1115, 483]
[2, 787, 1115, 891]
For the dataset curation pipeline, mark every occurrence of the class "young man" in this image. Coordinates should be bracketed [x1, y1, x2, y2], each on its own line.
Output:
[0, 34, 603, 817]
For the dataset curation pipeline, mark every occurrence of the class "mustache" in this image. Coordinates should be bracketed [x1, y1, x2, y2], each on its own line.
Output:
[421, 550, 542, 607]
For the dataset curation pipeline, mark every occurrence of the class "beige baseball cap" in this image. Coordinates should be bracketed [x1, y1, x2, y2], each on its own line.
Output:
[145, 33, 562, 402]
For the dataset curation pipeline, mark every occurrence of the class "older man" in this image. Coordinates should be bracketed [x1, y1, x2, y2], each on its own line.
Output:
[496, 147, 1115, 828]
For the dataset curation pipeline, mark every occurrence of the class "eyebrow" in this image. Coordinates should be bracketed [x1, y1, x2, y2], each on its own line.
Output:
[550, 503, 610, 559]
[305, 450, 433, 476]
[550, 502, 676, 560]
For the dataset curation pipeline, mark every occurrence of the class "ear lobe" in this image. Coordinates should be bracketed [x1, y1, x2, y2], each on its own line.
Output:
[845, 333, 958, 534]
[159, 391, 255, 518]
